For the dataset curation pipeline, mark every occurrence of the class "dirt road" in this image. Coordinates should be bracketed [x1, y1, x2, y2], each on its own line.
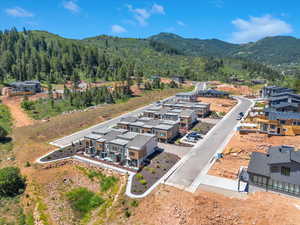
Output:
[1, 96, 35, 127]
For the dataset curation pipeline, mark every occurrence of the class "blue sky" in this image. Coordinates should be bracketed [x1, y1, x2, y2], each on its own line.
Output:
[1, 0, 300, 43]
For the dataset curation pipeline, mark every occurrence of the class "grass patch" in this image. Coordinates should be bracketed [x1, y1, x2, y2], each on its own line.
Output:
[66, 187, 105, 218]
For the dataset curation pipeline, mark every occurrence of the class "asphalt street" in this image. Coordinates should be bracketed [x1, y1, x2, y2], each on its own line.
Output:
[165, 96, 252, 190]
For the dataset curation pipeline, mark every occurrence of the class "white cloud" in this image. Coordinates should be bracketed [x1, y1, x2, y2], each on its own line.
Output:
[126, 3, 165, 26]
[151, 4, 165, 15]
[111, 25, 127, 33]
[231, 15, 293, 43]
[177, 20, 185, 26]
[63, 1, 80, 13]
[5, 7, 34, 17]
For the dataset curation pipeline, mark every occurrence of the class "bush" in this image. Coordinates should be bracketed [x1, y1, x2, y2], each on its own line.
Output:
[100, 176, 118, 192]
[0, 167, 26, 197]
[130, 200, 139, 207]
[139, 179, 147, 185]
[66, 187, 104, 217]
[0, 126, 8, 140]
[24, 161, 31, 167]
[135, 173, 143, 180]
[21, 100, 35, 111]
[124, 210, 131, 218]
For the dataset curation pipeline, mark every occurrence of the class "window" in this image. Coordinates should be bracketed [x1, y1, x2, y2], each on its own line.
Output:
[271, 166, 279, 173]
[270, 125, 276, 129]
[281, 167, 290, 176]
[280, 120, 286, 125]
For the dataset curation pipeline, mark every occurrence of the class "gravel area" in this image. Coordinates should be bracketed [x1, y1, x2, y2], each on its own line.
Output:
[131, 152, 179, 195]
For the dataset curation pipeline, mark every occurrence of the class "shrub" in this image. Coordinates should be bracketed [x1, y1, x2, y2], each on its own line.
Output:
[25, 161, 31, 167]
[66, 187, 104, 217]
[124, 210, 131, 218]
[100, 176, 118, 192]
[130, 200, 139, 207]
[135, 173, 143, 180]
[139, 179, 147, 185]
[0, 167, 26, 197]
[0, 126, 8, 140]
[21, 100, 35, 111]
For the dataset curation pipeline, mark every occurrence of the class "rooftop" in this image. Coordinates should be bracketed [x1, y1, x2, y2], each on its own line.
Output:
[127, 134, 155, 150]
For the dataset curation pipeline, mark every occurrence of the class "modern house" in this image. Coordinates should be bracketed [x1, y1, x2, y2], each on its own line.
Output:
[3, 80, 42, 96]
[260, 86, 295, 98]
[163, 101, 211, 118]
[197, 89, 229, 98]
[247, 145, 300, 197]
[175, 92, 197, 102]
[83, 128, 157, 169]
[257, 109, 300, 136]
[172, 76, 185, 83]
[267, 93, 300, 112]
[117, 117, 179, 143]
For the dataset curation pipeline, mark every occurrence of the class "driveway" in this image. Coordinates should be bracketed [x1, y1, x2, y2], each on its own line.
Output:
[164, 97, 252, 190]
[158, 143, 191, 158]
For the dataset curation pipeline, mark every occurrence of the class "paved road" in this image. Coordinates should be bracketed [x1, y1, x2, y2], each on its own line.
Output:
[50, 82, 206, 147]
[164, 97, 252, 190]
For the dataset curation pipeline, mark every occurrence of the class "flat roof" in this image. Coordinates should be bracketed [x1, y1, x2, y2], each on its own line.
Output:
[109, 138, 129, 146]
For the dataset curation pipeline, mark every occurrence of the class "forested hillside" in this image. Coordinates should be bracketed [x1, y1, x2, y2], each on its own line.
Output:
[0, 28, 288, 85]
[149, 33, 300, 65]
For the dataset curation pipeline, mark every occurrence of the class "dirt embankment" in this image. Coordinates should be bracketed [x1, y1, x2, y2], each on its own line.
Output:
[198, 97, 237, 114]
[210, 132, 300, 179]
[128, 185, 300, 225]
[216, 84, 254, 96]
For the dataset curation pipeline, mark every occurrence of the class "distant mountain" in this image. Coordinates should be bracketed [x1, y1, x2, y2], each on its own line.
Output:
[149, 33, 300, 65]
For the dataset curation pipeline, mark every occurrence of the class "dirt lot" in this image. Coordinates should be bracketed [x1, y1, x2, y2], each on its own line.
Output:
[216, 84, 254, 96]
[1, 96, 35, 127]
[127, 184, 300, 225]
[198, 97, 237, 114]
[209, 132, 300, 179]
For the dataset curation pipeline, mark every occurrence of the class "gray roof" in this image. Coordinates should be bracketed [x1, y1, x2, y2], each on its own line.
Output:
[247, 152, 270, 176]
[176, 91, 196, 97]
[84, 133, 103, 140]
[198, 89, 228, 95]
[180, 109, 195, 117]
[267, 111, 300, 120]
[127, 134, 155, 150]
[248, 146, 300, 178]
[108, 138, 129, 146]
[117, 132, 138, 140]
[155, 124, 173, 130]
[270, 102, 299, 109]
[270, 92, 300, 98]
[120, 116, 138, 123]
[92, 127, 111, 135]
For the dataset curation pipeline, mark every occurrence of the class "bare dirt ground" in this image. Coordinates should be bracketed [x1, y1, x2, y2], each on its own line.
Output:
[216, 84, 254, 96]
[209, 132, 300, 179]
[198, 97, 237, 114]
[1, 96, 35, 127]
[127, 184, 300, 225]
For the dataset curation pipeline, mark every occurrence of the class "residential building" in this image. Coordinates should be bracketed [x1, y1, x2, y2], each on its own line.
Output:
[247, 145, 300, 197]
[175, 92, 197, 102]
[83, 128, 157, 169]
[117, 117, 179, 143]
[267, 93, 300, 112]
[3, 80, 42, 96]
[197, 89, 229, 98]
[172, 76, 185, 83]
[257, 109, 300, 136]
[163, 101, 210, 118]
[260, 86, 295, 98]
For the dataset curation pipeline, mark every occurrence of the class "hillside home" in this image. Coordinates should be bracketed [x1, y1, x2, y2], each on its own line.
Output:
[172, 76, 185, 83]
[268, 93, 300, 112]
[257, 109, 300, 136]
[117, 117, 179, 143]
[247, 146, 300, 197]
[260, 86, 295, 98]
[163, 101, 210, 118]
[197, 89, 229, 98]
[175, 92, 197, 102]
[83, 128, 157, 169]
[3, 80, 42, 96]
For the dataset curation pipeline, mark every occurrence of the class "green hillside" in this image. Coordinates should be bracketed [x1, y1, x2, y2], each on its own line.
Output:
[149, 33, 300, 65]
